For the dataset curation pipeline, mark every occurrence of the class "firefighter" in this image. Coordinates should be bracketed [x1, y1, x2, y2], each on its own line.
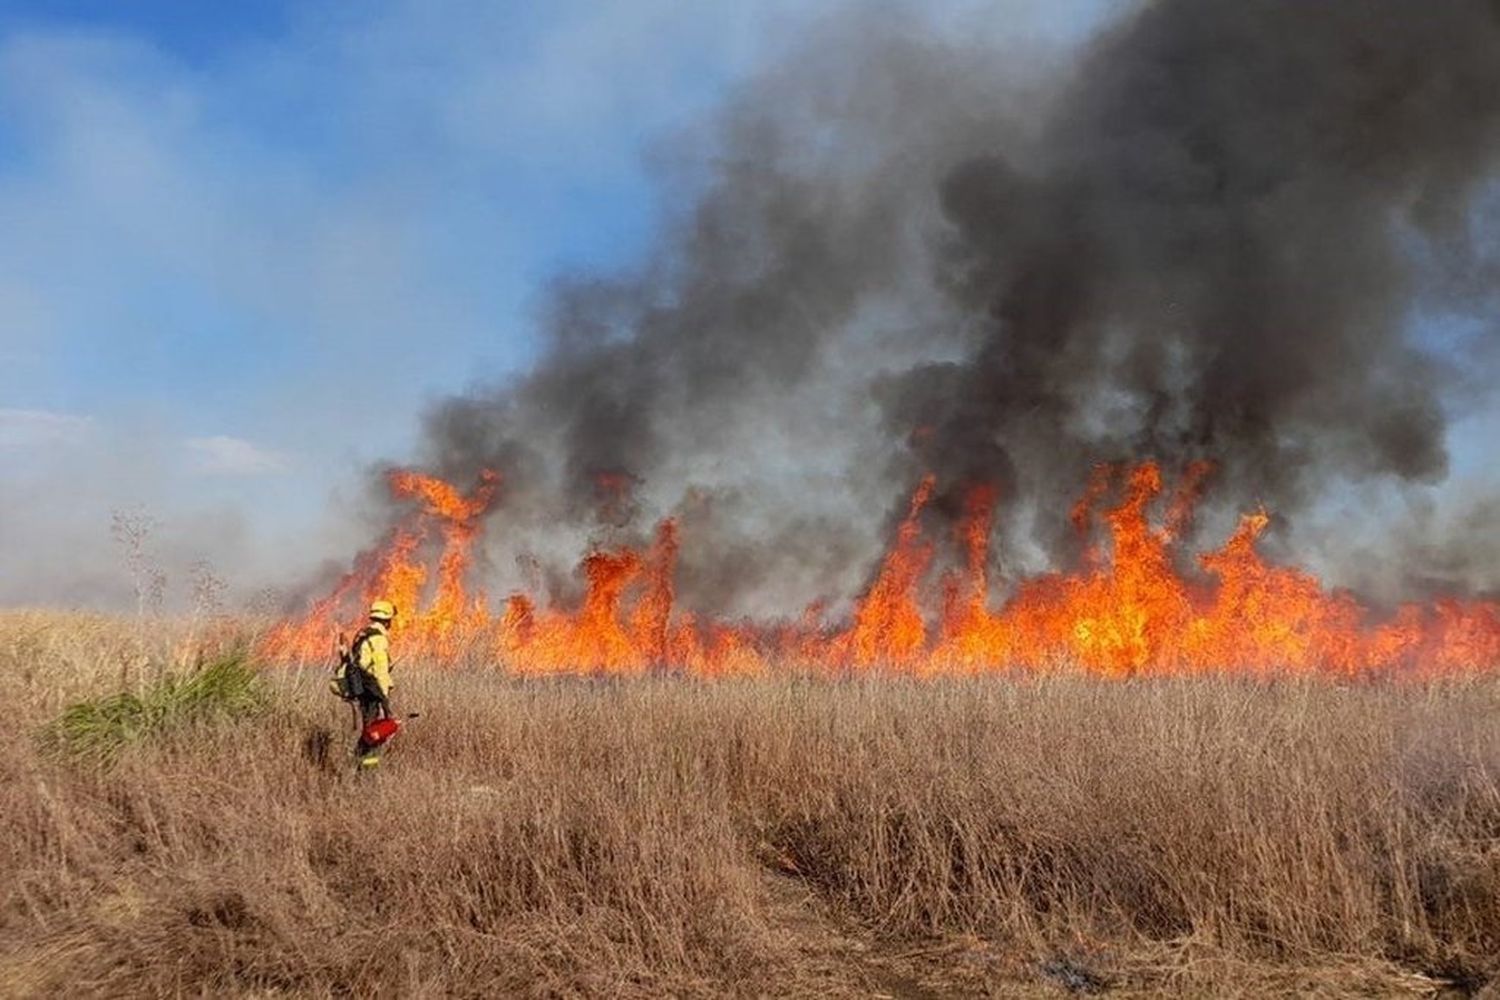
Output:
[350, 600, 397, 770]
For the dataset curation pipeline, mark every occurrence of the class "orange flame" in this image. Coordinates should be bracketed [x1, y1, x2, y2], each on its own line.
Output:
[832, 474, 935, 669]
[260, 469, 499, 662]
[262, 462, 1500, 677]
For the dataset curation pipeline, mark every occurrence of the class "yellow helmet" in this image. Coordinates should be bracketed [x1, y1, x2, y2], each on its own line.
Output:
[368, 600, 396, 622]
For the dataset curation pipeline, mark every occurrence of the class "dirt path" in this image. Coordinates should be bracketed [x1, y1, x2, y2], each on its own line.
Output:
[753, 869, 1063, 999]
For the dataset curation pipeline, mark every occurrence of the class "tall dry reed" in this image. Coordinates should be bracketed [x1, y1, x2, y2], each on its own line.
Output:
[2, 613, 1497, 996]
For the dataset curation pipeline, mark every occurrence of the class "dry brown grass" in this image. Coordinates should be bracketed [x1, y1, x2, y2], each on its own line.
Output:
[3, 610, 1499, 997]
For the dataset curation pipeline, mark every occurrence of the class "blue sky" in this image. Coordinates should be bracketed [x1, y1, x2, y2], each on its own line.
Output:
[0, 0, 800, 604]
[0, 1, 749, 423]
[0, 0, 1123, 606]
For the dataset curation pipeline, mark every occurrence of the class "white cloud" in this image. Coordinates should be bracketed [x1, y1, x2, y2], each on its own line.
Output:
[0, 407, 94, 449]
[185, 435, 291, 476]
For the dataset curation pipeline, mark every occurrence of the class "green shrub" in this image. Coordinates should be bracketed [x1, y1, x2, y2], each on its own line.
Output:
[42, 651, 269, 761]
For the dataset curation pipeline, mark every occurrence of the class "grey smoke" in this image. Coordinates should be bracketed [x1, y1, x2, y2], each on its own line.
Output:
[412, 0, 1500, 616]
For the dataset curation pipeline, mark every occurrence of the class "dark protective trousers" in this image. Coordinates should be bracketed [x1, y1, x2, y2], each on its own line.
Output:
[352, 676, 391, 767]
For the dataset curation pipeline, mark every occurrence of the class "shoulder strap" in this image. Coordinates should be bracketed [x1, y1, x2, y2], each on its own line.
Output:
[350, 624, 383, 663]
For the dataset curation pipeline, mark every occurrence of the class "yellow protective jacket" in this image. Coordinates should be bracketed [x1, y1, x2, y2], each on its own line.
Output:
[356, 622, 393, 697]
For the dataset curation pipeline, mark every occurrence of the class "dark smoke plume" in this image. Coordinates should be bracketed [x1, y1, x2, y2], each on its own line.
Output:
[414, 0, 1500, 616]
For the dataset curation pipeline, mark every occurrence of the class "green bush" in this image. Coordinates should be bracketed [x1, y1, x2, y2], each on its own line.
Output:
[43, 651, 269, 761]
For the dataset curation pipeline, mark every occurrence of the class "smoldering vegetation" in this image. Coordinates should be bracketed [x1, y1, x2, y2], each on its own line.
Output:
[4, 613, 1500, 997]
[389, 0, 1500, 620]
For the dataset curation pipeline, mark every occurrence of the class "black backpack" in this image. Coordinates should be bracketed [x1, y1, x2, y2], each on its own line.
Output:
[330, 626, 380, 701]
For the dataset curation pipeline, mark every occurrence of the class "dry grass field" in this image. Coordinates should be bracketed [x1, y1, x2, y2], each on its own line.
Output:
[3, 610, 1500, 997]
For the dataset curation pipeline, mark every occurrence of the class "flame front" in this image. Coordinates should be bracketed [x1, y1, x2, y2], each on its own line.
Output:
[261, 468, 500, 661]
[262, 462, 1500, 676]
